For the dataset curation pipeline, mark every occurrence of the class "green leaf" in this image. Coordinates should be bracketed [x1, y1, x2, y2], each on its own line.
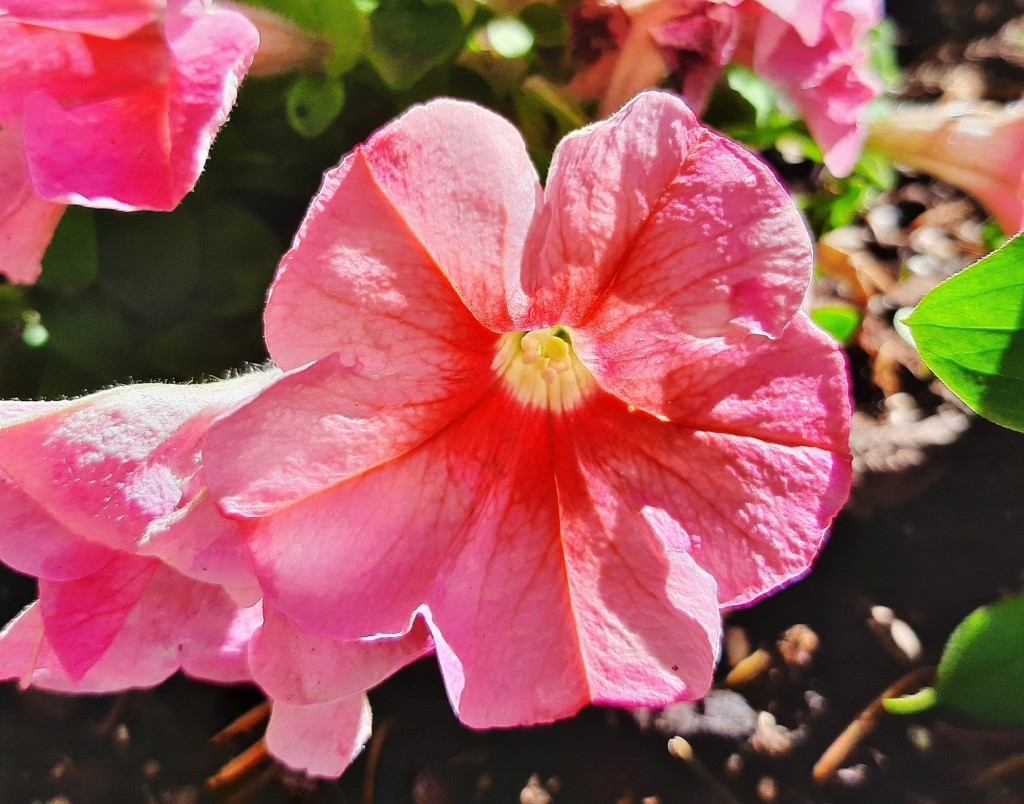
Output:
[932, 595, 1024, 727]
[725, 67, 779, 129]
[38, 207, 98, 290]
[286, 74, 346, 138]
[811, 305, 862, 345]
[367, 0, 464, 90]
[906, 234, 1024, 431]
[882, 687, 938, 717]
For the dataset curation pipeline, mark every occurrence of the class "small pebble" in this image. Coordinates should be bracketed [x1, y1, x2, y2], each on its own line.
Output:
[725, 649, 771, 687]
[725, 753, 744, 776]
[836, 764, 871, 788]
[113, 723, 130, 747]
[520, 774, 553, 804]
[725, 626, 751, 668]
[908, 724, 933, 753]
[777, 624, 820, 668]
[757, 776, 778, 802]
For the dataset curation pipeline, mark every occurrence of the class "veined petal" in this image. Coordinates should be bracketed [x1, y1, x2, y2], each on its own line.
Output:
[568, 105, 812, 418]
[0, 371, 279, 552]
[30, 559, 255, 687]
[265, 695, 372, 779]
[518, 92, 704, 325]
[0, 474, 117, 581]
[354, 99, 541, 332]
[265, 122, 516, 371]
[250, 606, 432, 705]
[206, 354, 492, 516]
[567, 389, 851, 608]
[249, 389, 721, 727]
[523, 93, 809, 368]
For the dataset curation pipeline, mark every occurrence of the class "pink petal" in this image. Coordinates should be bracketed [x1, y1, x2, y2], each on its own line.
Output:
[206, 355, 491, 516]
[263, 150, 501, 363]
[38, 554, 160, 680]
[140, 488, 259, 600]
[567, 377, 851, 609]
[0, 126, 64, 284]
[10, 1, 257, 210]
[248, 390, 721, 727]
[0, 372, 279, 552]
[0, 0, 162, 38]
[31, 561, 256, 688]
[265, 695, 372, 779]
[559, 96, 811, 418]
[249, 605, 432, 705]
[348, 98, 541, 332]
[0, 474, 117, 581]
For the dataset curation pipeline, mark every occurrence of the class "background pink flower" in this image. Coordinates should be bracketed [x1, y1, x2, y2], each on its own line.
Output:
[0, 0, 259, 283]
[867, 102, 1024, 234]
[0, 370, 433, 778]
[203, 92, 853, 730]
[570, 0, 882, 176]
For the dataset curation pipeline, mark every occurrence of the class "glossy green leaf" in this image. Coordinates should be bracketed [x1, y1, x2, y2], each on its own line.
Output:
[367, 0, 464, 90]
[933, 595, 1024, 727]
[811, 305, 862, 345]
[906, 234, 1024, 431]
[286, 74, 346, 138]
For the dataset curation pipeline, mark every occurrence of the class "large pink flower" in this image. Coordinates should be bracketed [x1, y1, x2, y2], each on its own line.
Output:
[0, 372, 425, 777]
[569, 0, 883, 176]
[0, 0, 259, 283]
[203, 92, 853, 729]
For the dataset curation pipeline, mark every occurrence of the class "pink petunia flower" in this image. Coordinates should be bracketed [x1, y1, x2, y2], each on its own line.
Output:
[0, 0, 259, 284]
[203, 92, 853, 730]
[569, 0, 883, 176]
[0, 372, 425, 777]
[867, 101, 1024, 234]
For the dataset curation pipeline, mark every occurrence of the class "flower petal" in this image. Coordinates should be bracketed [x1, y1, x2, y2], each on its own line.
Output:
[0, 372, 279, 552]
[12, 1, 257, 210]
[567, 384, 851, 609]
[263, 104, 531, 371]
[250, 605, 432, 705]
[31, 560, 256, 688]
[249, 390, 721, 727]
[564, 98, 812, 418]
[0, 0, 162, 38]
[265, 695, 372, 779]
[0, 126, 64, 284]
[206, 354, 490, 517]
[522, 92, 809, 369]
[0, 474, 117, 581]
[353, 98, 541, 331]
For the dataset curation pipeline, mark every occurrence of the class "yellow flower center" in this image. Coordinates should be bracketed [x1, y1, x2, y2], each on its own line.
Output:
[493, 326, 595, 412]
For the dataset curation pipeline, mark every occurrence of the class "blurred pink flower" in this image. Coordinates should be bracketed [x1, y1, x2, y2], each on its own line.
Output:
[0, 371, 424, 778]
[0, 0, 259, 283]
[867, 102, 1024, 234]
[203, 92, 853, 729]
[570, 0, 883, 176]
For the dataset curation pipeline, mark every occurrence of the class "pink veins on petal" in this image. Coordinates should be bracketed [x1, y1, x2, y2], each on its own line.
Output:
[204, 92, 853, 729]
